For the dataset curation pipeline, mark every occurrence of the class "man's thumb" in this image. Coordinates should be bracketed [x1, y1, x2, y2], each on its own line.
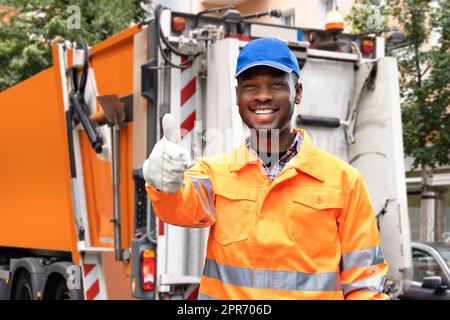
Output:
[162, 113, 181, 144]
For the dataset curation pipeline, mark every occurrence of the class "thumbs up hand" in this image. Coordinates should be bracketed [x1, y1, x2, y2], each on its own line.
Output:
[143, 113, 190, 194]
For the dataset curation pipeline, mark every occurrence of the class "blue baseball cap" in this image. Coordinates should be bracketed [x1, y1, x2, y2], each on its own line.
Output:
[235, 38, 300, 79]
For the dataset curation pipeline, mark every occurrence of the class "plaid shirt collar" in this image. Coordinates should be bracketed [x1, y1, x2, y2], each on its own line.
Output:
[245, 132, 303, 180]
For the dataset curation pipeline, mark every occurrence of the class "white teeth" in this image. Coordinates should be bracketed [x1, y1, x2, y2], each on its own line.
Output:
[254, 109, 275, 114]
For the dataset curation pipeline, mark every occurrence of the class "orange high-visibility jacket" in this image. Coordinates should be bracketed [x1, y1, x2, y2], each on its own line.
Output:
[146, 129, 389, 300]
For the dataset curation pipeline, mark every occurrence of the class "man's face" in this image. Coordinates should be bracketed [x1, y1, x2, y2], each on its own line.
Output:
[236, 66, 302, 133]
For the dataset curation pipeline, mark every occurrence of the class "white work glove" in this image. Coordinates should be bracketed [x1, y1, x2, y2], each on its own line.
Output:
[143, 113, 190, 194]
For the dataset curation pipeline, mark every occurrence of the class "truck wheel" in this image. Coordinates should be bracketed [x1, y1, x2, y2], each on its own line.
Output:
[43, 263, 84, 300]
[53, 279, 71, 300]
[13, 271, 33, 300]
[43, 275, 83, 300]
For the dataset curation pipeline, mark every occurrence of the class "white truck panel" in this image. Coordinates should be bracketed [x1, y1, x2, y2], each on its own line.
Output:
[349, 57, 412, 295]
[292, 57, 355, 161]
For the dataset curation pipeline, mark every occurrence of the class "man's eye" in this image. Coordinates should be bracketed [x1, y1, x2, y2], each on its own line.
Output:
[272, 82, 285, 87]
[244, 84, 257, 89]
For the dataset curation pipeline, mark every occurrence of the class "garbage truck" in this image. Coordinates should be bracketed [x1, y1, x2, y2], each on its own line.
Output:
[0, 4, 412, 300]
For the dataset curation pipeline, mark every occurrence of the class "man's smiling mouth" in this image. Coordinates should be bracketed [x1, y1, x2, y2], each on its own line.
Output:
[250, 105, 279, 115]
[254, 109, 277, 114]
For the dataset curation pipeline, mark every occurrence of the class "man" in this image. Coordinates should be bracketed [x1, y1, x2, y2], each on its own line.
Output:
[143, 38, 389, 300]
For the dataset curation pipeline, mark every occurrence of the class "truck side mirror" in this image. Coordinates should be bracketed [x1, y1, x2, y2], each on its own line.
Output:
[422, 276, 443, 290]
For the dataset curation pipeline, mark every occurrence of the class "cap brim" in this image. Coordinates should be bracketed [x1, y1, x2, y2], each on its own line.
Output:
[234, 60, 293, 78]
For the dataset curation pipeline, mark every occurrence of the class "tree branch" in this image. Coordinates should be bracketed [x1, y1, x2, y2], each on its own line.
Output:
[420, 65, 431, 78]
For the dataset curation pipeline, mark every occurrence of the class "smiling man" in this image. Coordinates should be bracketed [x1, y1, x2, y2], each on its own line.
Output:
[143, 38, 389, 300]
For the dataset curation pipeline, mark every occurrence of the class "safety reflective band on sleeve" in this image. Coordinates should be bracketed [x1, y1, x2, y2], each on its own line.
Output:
[203, 259, 342, 292]
[191, 180, 210, 213]
[341, 244, 385, 271]
[188, 176, 216, 219]
[342, 275, 386, 296]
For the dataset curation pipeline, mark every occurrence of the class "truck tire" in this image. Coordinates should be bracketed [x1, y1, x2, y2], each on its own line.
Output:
[43, 262, 83, 300]
[12, 271, 33, 300]
[53, 277, 73, 300]
[9, 258, 46, 300]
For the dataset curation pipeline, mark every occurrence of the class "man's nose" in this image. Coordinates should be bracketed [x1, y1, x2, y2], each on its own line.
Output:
[254, 85, 272, 103]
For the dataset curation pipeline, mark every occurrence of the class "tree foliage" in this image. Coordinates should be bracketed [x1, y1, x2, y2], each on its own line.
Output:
[345, 0, 390, 33]
[0, 0, 150, 91]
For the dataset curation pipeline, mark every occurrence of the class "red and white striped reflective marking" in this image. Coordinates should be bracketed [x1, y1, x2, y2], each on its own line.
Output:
[83, 263, 100, 300]
[179, 57, 197, 140]
[185, 285, 199, 300]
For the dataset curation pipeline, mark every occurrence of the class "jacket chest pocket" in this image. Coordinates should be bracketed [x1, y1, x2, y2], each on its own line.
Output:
[291, 189, 343, 254]
[213, 185, 258, 246]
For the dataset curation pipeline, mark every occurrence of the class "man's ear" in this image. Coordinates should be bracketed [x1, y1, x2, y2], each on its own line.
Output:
[295, 83, 303, 105]
[235, 85, 239, 105]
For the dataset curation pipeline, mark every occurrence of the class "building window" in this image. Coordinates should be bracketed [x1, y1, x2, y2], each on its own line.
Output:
[407, 186, 450, 242]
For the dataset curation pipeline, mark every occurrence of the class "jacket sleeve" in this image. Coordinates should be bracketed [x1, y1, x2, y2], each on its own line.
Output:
[145, 159, 216, 228]
[338, 171, 390, 300]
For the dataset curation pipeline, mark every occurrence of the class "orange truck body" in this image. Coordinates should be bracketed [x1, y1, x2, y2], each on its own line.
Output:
[0, 25, 145, 299]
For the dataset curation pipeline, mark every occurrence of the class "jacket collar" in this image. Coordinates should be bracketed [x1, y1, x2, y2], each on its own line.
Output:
[229, 128, 325, 182]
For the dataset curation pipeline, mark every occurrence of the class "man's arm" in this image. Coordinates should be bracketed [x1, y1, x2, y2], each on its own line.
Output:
[146, 160, 216, 228]
[338, 171, 390, 300]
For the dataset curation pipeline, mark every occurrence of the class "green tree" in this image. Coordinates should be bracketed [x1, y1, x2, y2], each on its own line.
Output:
[345, 0, 389, 33]
[394, 0, 450, 171]
[0, 0, 150, 91]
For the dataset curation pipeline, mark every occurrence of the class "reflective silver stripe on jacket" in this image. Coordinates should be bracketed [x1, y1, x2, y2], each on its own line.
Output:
[341, 244, 385, 271]
[187, 176, 216, 219]
[342, 275, 386, 296]
[203, 258, 342, 292]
